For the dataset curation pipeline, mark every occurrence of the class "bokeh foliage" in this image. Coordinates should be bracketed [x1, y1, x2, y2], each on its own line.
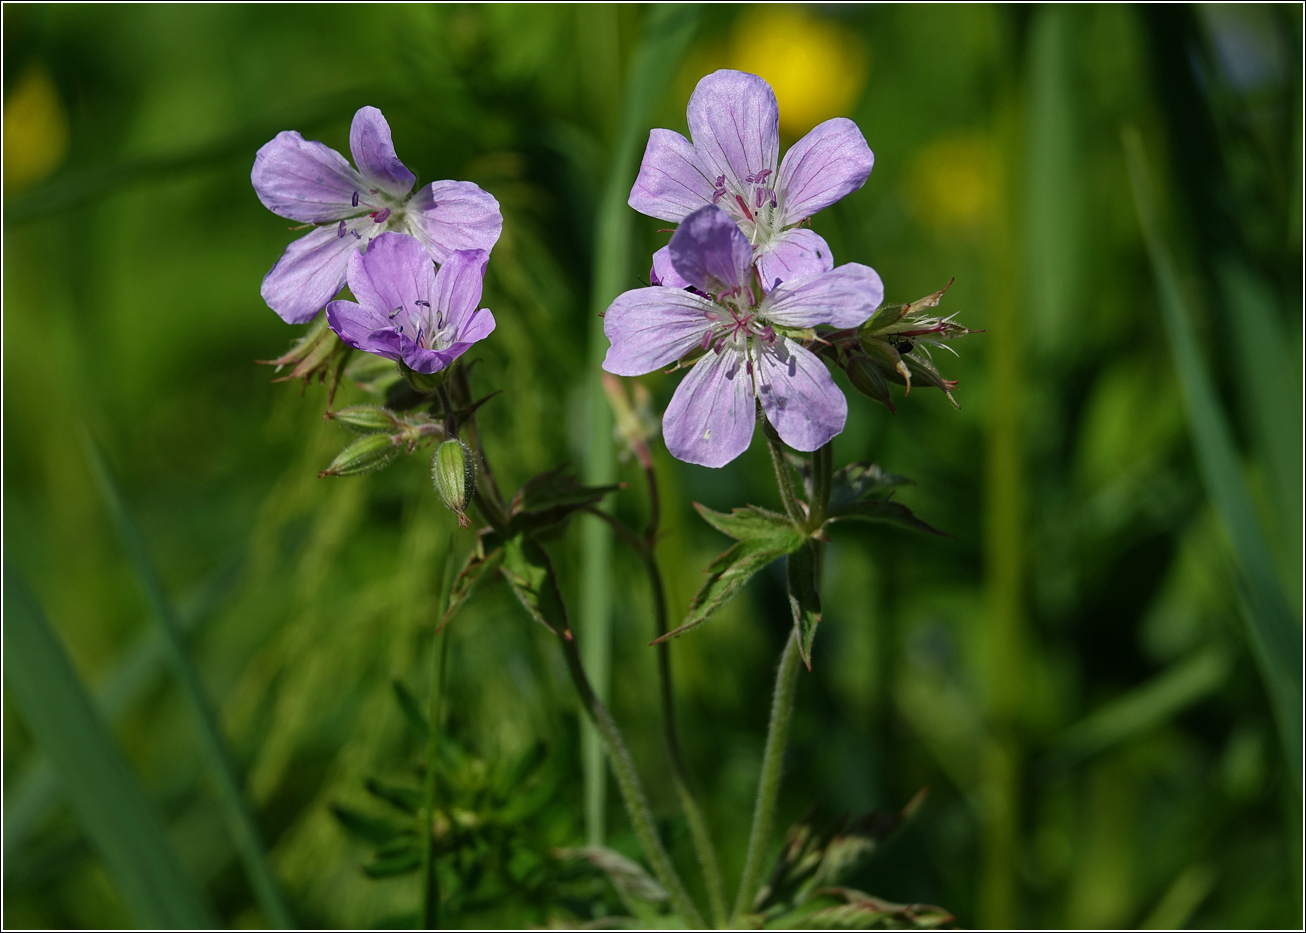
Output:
[3, 3, 1300, 929]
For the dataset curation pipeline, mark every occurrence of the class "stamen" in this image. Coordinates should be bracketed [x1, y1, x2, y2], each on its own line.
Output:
[704, 310, 720, 321]
[351, 230, 362, 240]
[373, 208, 391, 224]
[769, 189, 777, 209]
[415, 299, 430, 307]
[712, 188, 728, 203]
[754, 169, 771, 182]
[755, 187, 764, 208]
[715, 175, 725, 187]
[734, 193, 755, 222]
[746, 359, 753, 375]
[700, 329, 714, 350]
[337, 220, 347, 238]
[352, 190, 360, 207]
[389, 305, 403, 319]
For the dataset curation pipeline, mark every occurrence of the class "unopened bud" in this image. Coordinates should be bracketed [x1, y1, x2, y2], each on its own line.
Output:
[398, 360, 450, 393]
[319, 433, 401, 477]
[432, 439, 477, 527]
[326, 405, 402, 434]
[845, 354, 896, 413]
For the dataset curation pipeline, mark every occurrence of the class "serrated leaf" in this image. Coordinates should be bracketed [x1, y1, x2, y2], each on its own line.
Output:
[828, 463, 914, 514]
[365, 777, 423, 815]
[500, 534, 571, 638]
[656, 538, 794, 643]
[363, 850, 422, 878]
[331, 804, 407, 846]
[827, 499, 948, 538]
[787, 544, 822, 670]
[694, 502, 806, 548]
[439, 546, 503, 633]
[508, 464, 621, 532]
[391, 679, 430, 742]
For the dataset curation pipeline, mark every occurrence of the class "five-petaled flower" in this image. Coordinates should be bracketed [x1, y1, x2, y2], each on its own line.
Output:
[252, 106, 503, 324]
[629, 69, 875, 292]
[603, 205, 883, 468]
[326, 232, 496, 375]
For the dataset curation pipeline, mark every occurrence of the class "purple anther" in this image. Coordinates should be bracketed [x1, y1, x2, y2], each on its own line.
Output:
[351, 230, 362, 240]
[746, 358, 754, 375]
[337, 220, 347, 238]
[712, 188, 728, 203]
[715, 175, 725, 187]
[415, 299, 430, 307]
[700, 329, 714, 350]
[769, 189, 777, 209]
[755, 187, 765, 208]
[372, 208, 391, 224]
[754, 169, 771, 182]
[389, 305, 403, 319]
[760, 325, 776, 343]
[772, 278, 783, 291]
[352, 190, 360, 207]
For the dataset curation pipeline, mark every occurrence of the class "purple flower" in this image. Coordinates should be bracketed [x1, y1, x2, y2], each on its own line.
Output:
[325, 232, 495, 375]
[603, 205, 883, 468]
[252, 106, 503, 324]
[628, 70, 874, 291]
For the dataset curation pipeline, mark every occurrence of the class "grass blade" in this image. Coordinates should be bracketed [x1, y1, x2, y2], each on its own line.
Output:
[84, 434, 296, 928]
[1123, 128, 1303, 787]
[3, 562, 217, 928]
[580, 2, 701, 845]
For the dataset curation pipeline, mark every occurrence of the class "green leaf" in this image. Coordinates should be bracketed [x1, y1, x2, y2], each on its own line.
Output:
[331, 804, 408, 846]
[784, 888, 955, 930]
[492, 740, 548, 798]
[555, 846, 669, 919]
[827, 499, 949, 537]
[787, 543, 822, 670]
[391, 679, 430, 743]
[363, 850, 422, 878]
[500, 534, 571, 638]
[2, 563, 217, 928]
[365, 777, 423, 815]
[694, 502, 806, 548]
[828, 462, 914, 514]
[657, 538, 795, 643]
[508, 464, 620, 532]
[439, 545, 503, 633]
[1124, 128, 1302, 786]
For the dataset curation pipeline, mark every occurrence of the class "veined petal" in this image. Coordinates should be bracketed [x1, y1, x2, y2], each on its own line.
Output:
[754, 337, 846, 452]
[252, 130, 364, 223]
[602, 287, 719, 377]
[326, 299, 402, 360]
[433, 249, 489, 331]
[650, 245, 690, 289]
[668, 204, 754, 296]
[776, 118, 875, 226]
[755, 228, 834, 293]
[761, 263, 884, 330]
[663, 341, 756, 468]
[405, 181, 503, 264]
[261, 222, 367, 324]
[456, 308, 496, 345]
[349, 106, 416, 199]
[346, 232, 437, 331]
[687, 70, 779, 203]
[401, 340, 461, 374]
[628, 128, 717, 222]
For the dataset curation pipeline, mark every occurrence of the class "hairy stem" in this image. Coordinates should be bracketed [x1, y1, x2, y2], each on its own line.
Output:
[732, 631, 802, 920]
[559, 633, 707, 928]
[809, 441, 834, 530]
[765, 431, 803, 525]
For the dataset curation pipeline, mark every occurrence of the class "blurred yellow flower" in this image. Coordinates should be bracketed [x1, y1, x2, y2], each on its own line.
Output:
[4, 64, 69, 193]
[907, 135, 999, 235]
[729, 6, 868, 137]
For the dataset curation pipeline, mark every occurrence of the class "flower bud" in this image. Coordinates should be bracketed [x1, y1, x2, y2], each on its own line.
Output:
[319, 433, 402, 477]
[432, 439, 477, 527]
[398, 360, 450, 393]
[325, 405, 402, 434]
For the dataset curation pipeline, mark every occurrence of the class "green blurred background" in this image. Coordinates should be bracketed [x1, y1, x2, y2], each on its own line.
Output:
[3, 3, 1301, 929]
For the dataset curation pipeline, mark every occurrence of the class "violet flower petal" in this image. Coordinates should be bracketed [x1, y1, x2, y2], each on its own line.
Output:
[405, 180, 503, 264]
[346, 232, 437, 327]
[432, 249, 489, 331]
[668, 204, 754, 296]
[261, 222, 368, 324]
[650, 245, 690, 289]
[761, 263, 884, 330]
[602, 286, 719, 377]
[662, 342, 756, 468]
[687, 70, 779, 203]
[251, 130, 364, 223]
[753, 337, 847, 452]
[325, 299, 402, 361]
[776, 117, 875, 226]
[628, 128, 717, 222]
[348, 106, 416, 199]
[755, 228, 834, 293]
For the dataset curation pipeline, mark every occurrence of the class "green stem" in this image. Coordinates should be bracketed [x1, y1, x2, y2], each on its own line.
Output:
[809, 442, 834, 530]
[558, 633, 707, 929]
[765, 431, 803, 525]
[419, 620, 451, 929]
[731, 631, 802, 921]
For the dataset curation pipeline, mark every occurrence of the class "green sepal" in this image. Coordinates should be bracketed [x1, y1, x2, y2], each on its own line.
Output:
[828, 462, 914, 514]
[787, 543, 822, 670]
[318, 433, 401, 477]
[844, 354, 895, 412]
[772, 323, 816, 342]
[826, 499, 949, 537]
[397, 359, 451, 393]
[500, 534, 571, 638]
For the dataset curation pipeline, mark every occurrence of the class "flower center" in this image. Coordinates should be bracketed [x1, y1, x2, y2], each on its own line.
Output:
[711, 170, 781, 245]
[697, 290, 777, 363]
[392, 298, 451, 351]
[334, 188, 407, 241]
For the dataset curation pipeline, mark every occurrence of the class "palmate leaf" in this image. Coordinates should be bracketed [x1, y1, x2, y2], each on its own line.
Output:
[788, 543, 822, 670]
[828, 463, 915, 515]
[500, 533, 571, 638]
[508, 464, 621, 533]
[695, 502, 802, 545]
[827, 499, 949, 538]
